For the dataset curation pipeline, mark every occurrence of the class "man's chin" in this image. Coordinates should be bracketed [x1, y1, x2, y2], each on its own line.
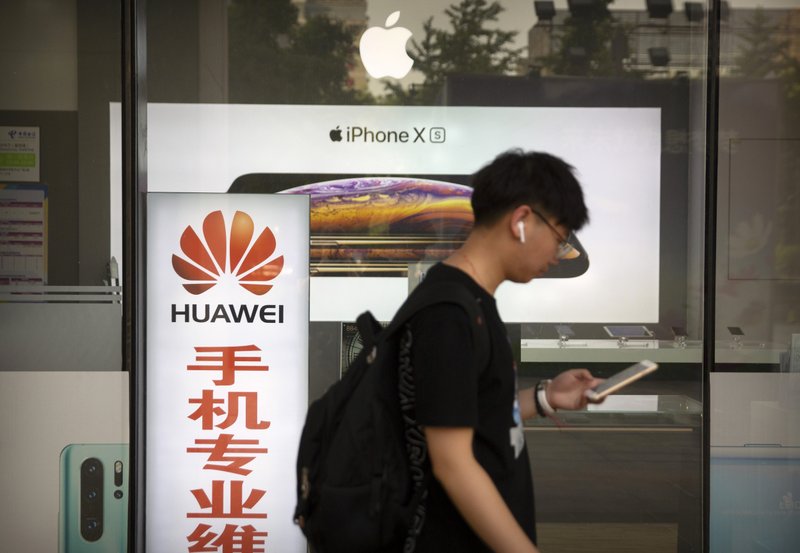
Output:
[533, 267, 549, 279]
[518, 272, 542, 283]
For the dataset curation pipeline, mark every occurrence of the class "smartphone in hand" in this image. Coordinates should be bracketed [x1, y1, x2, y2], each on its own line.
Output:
[585, 360, 659, 401]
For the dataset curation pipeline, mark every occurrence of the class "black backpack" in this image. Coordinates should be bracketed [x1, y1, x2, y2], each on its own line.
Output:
[294, 281, 489, 553]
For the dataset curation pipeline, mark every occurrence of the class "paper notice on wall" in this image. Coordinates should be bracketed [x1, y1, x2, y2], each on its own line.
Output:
[0, 127, 40, 182]
[0, 184, 47, 285]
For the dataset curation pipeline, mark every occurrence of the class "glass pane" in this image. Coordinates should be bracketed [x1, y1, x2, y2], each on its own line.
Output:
[711, 3, 800, 552]
[144, 1, 708, 551]
[0, 1, 126, 551]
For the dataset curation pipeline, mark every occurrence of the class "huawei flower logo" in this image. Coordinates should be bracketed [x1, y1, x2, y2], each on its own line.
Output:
[172, 210, 284, 296]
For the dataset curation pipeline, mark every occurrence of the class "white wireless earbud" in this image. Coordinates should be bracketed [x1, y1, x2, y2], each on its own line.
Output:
[517, 220, 526, 243]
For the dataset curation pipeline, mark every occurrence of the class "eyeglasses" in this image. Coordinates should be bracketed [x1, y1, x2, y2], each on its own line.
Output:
[530, 208, 580, 260]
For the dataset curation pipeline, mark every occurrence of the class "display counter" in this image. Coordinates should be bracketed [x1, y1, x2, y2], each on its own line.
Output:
[522, 393, 702, 552]
[521, 339, 785, 366]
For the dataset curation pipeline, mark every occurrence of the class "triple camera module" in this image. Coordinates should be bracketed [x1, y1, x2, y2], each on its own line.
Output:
[79, 457, 124, 541]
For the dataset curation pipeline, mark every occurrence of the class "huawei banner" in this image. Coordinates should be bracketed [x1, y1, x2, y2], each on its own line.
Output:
[146, 193, 309, 553]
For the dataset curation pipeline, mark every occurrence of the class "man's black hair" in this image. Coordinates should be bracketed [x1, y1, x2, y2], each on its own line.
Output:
[470, 149, 589, 231]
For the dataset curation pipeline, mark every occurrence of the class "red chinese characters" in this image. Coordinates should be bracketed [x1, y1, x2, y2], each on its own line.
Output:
[187, 345, 268, 385]
[187, 435, 268, 476]
[185, 345, 271, 553]
[188, 524, 267, 553]
[189, 390, 270, 430]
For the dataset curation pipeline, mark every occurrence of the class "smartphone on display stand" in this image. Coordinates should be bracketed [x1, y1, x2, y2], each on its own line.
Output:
[586, 360, 659, 401]
[603, 325, 653, 338]
[59, 444, 128, 553]
[554, 324, 575, 338]
[671, 326, 687, 338]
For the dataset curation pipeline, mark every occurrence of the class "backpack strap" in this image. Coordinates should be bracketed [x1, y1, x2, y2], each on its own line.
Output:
[389, 279, 490, 553]
[355, 311, 383, 356]
[384, 280, 489, 370]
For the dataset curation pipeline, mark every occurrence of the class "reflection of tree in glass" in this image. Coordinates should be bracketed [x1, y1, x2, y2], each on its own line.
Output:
[775, 144, 800, 280]
[774, 144, 800, 327]
[782, 56, 800, 126]
[228, 0, 373, 104]
[384, 0, 523, 105]
[732, 8, 800, 127]
[725, 10, 800, 327]
[733, 8, 789, 78]
[540, 1, 636, 78]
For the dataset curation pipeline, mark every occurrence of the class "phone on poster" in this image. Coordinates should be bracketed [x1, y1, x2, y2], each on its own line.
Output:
[59, 444, 129, 553]
[585, 360, 659, 401]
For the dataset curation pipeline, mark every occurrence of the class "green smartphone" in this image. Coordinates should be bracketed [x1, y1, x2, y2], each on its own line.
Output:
[59, 444, 129, 553]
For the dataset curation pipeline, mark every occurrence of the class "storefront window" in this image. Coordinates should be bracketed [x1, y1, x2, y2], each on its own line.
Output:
[141, 1, 709, 551]
[710, 4, 800, 551]
[0, 1, 127, 551]
[14, 1, 798, 551]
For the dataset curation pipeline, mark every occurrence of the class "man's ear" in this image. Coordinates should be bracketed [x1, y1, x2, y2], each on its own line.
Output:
[509, 205, 531, 241]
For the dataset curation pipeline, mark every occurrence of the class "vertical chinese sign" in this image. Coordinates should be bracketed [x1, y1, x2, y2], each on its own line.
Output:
[147, 194, 309, 552]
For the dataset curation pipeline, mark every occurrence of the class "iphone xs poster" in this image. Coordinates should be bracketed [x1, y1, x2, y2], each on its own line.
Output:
[59, 444, 128, 553]
[230, 172, 589, 278]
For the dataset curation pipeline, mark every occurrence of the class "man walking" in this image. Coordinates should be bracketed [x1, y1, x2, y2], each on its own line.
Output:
[409, 149, 601, 552]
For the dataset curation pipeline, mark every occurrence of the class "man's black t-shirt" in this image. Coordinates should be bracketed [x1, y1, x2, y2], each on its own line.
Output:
[409, 263, 536, 552]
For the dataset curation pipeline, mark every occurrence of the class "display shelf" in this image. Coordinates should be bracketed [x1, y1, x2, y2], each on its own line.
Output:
[520, 339, 785, 365]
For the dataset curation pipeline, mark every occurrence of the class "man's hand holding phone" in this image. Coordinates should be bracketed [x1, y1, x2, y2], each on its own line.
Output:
[547, 369, 605, 411]
[584, 360, 659, 401]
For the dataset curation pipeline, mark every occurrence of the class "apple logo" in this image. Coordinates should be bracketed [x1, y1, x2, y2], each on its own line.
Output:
[359, 11, 414, 79]
[329, 126, 343, 142]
